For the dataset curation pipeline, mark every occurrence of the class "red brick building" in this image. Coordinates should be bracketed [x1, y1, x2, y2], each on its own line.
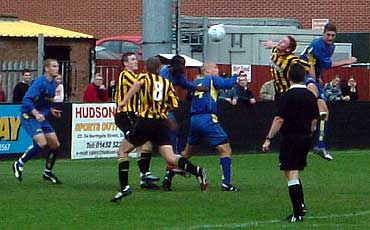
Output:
[1, 0, 369, 39]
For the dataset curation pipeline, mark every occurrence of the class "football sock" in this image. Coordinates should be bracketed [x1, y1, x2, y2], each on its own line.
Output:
[220, 157, 232, 185]
[298, 178, 305, 206]
[137, 152, 151, 174]
[177, 157, 198, 175]
[164, 170, 176, 182]
[45, 147, 58, 172]
[19, 143, 42, 165]
[317, 120, 328, 149]
[118, 158, 129, 191]
[288, 179, 304, 217]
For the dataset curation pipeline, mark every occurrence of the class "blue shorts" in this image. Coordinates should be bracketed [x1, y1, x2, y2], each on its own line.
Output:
[167, 111, 175, 120]
[304, 76, 326, 100]
[21, 113, 55, 138]
[187, 114, 228, 147]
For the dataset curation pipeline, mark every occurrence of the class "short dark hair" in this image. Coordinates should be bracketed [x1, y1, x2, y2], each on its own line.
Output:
[288, 63, 306, 83]
[145, 57, 161, 74]
[324, 23, 337, 33]
[170, 55, 185, 76]
[121, 52, 136, 66]
[287, 35, 297, 53]
[22, 69, 31, 75]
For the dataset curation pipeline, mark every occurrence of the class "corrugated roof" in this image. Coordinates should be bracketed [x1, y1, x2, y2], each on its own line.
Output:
[0, 19, 93, 39]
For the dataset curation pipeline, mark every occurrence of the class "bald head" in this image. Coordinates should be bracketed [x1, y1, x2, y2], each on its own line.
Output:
[201, 61, 219, 76]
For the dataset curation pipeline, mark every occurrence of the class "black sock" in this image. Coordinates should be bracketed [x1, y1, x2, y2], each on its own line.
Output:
[137, 152, 151, 174]
[298, 179, 305, 206]
[118, 158, 129, 190]
[45, 148, 58, 172]
[288, 183, 304, 217]
[177, 157, 198, 176]
[164, 170, 176, 182]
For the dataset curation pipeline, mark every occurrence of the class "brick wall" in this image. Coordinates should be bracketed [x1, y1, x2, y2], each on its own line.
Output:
[43, 39, 94, 101]
[0, 38, 37, 61]
[1, 0, 369, 38]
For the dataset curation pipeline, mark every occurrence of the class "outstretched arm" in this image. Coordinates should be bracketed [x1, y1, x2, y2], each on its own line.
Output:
[264, 40, 276, 49]
[332, 57, 357, 68]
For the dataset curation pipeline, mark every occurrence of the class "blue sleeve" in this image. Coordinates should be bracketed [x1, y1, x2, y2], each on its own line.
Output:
[212, 74, 237, 90]
[176, 73, 196, 90]
[159, 66, 169, 79]
[22, 79, 42, 113]
[312, 42, 333, 69]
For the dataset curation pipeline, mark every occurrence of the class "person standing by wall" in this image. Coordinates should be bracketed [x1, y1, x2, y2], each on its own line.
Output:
[13, 69, 32, 103]
[259, 79, 275, 101]
[82, 73, 109, 102]
[54, 74, 64, 102]
[341, 76, 358, 101]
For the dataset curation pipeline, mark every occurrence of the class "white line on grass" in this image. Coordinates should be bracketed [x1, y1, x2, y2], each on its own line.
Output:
[166, 210, 370, 230]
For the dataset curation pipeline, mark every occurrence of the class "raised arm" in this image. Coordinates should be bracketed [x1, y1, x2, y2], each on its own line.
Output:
[332, 57, 357, 68]
[264, 40, 276, 49]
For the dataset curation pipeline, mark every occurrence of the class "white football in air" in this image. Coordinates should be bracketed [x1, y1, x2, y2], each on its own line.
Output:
[208, 24, 226, 42]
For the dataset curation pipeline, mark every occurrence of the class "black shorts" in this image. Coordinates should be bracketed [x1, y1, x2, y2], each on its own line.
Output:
[279, 135, 312, 171]
[114, 112, 137, 135]
[127, 118, 171, 146]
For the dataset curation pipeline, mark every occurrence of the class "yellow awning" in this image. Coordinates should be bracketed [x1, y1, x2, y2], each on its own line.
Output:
[0, 19, 93, 39]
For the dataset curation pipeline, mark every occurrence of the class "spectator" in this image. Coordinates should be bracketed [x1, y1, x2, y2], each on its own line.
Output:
[259, 80, 276, 101]
[218, 88, 237, 105]
[228, 74, 256, 106]
[54, 74, 64, 102]
[324, 76, 350, 101]
[13, 69, 32, 103]
[82, 73, 109, 102]
[342, 76, 358, 101]
[0, 74, 6, 102]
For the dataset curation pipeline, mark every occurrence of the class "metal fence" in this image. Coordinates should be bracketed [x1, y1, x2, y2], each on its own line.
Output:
[0, 60, 37, 102]
[95, 64, 121, 87]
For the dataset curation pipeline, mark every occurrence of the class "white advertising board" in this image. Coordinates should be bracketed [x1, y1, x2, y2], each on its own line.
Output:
[231, 64, 252, 82]
[71, 103, 124, 159]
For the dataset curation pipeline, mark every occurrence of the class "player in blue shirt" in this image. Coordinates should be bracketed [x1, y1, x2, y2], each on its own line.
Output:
[163, 61, 241, 192]
[301, 23, 357, 160]
[160, 56, 208, 186]
[13, 59, 63, 184]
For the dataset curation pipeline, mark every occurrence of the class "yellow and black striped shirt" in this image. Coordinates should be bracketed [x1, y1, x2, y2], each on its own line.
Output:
[137, 73, 179, 119]
[115, 70, 139, 113]
[270, 47, 311, 93]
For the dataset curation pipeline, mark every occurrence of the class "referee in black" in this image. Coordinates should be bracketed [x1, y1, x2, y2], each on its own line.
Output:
[262, 62, 319, 222]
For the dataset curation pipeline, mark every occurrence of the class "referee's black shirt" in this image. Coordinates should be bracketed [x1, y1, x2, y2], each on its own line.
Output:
[278, 84, 319, 136]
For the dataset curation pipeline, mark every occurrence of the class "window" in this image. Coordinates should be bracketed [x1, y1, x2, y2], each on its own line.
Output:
[231, 34, 243, 48]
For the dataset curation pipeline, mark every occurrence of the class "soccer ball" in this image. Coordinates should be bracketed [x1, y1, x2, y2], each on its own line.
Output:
[208, 24, 226, 42]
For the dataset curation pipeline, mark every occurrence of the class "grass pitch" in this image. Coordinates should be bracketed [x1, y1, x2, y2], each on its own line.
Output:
[0, 150, 369, 230]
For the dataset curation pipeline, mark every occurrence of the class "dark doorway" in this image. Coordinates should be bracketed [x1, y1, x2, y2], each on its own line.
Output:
[44, 46, 73, 101]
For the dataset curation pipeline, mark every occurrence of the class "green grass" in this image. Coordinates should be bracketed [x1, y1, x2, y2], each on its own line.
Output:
[1, 150, 369, 230]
